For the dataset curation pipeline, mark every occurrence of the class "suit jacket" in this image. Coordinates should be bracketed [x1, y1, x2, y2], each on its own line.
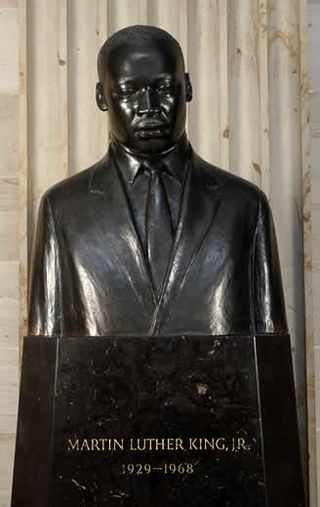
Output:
[28, 146, 288, 337]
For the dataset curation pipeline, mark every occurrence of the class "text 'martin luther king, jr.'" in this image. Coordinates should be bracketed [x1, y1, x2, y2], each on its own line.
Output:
[28, 25, 288, 337]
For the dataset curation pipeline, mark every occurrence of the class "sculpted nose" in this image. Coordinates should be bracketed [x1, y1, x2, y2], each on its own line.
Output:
[137, 87, 160, 116]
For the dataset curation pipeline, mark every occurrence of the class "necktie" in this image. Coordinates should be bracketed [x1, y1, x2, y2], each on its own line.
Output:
[145, 164, 173, 297]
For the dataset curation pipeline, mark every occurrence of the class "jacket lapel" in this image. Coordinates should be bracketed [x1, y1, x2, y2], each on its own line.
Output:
[88, 152, 157, 308]
[149, 151, 222, 335]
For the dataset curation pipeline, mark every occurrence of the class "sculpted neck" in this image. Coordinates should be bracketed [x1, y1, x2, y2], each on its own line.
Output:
[110, 132, 188, 161]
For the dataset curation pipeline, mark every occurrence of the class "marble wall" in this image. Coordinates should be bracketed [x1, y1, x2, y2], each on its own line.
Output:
[0, 1, 21, 505]
[0, 0, 21, 507]
[309, 0, 320, 504]
[0, 0, 318, 505]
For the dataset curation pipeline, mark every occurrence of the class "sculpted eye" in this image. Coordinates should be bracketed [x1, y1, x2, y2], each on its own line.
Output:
[118, 88, 136, 98]
[158, 84, 176, 93]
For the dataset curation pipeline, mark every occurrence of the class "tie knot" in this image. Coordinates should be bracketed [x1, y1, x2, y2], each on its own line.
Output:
[142, 161, 164, 178]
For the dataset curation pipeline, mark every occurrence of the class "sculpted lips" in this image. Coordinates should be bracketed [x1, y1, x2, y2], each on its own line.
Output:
[134, 120, 169, 139]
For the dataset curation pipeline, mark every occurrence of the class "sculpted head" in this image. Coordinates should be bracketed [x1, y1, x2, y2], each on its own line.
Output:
[96, 25, 192, 155]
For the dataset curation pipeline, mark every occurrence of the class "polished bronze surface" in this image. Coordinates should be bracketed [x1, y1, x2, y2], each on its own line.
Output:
[28, 25, 287, 337]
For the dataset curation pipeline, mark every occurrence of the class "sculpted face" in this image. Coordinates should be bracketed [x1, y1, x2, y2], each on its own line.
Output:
[97, 39, 192, 154]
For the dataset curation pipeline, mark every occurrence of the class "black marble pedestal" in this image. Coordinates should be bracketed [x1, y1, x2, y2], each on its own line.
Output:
[12, 334, 305, 507]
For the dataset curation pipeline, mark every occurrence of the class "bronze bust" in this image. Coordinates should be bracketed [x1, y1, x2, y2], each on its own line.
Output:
[28, 25, 287, 337]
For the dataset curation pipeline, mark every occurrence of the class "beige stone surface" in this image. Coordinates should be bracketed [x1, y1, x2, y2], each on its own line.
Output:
[0, 3, 20, 506]
[67, 0, 108, 174]
[0, 262, 19, 349]
[0, 1, 17, 7]
[0, 95, 18, 180]
[0, 347, 18, 434]
[309, 2, 320, 504]
[0, 434, 15, 507]
[0, 8, 18, 94]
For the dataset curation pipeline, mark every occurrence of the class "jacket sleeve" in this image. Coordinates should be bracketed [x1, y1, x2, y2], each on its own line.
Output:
[253, 192, 288, 334]
[28, 193, 63, 336]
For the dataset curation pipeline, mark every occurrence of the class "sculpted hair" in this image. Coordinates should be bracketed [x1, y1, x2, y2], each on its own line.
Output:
[97, 24, 185, 81]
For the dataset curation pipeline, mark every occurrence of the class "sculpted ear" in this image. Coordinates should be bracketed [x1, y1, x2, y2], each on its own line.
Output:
[185, 73, 193, 102]
[96, 82, 108, 111]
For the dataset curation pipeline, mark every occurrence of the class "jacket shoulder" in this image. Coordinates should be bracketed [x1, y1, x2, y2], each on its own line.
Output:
[41, 156, 106, 210]
[193, 152, 268, 205]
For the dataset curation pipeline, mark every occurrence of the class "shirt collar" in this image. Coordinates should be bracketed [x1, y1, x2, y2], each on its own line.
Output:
[110, 134, 189, 187]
